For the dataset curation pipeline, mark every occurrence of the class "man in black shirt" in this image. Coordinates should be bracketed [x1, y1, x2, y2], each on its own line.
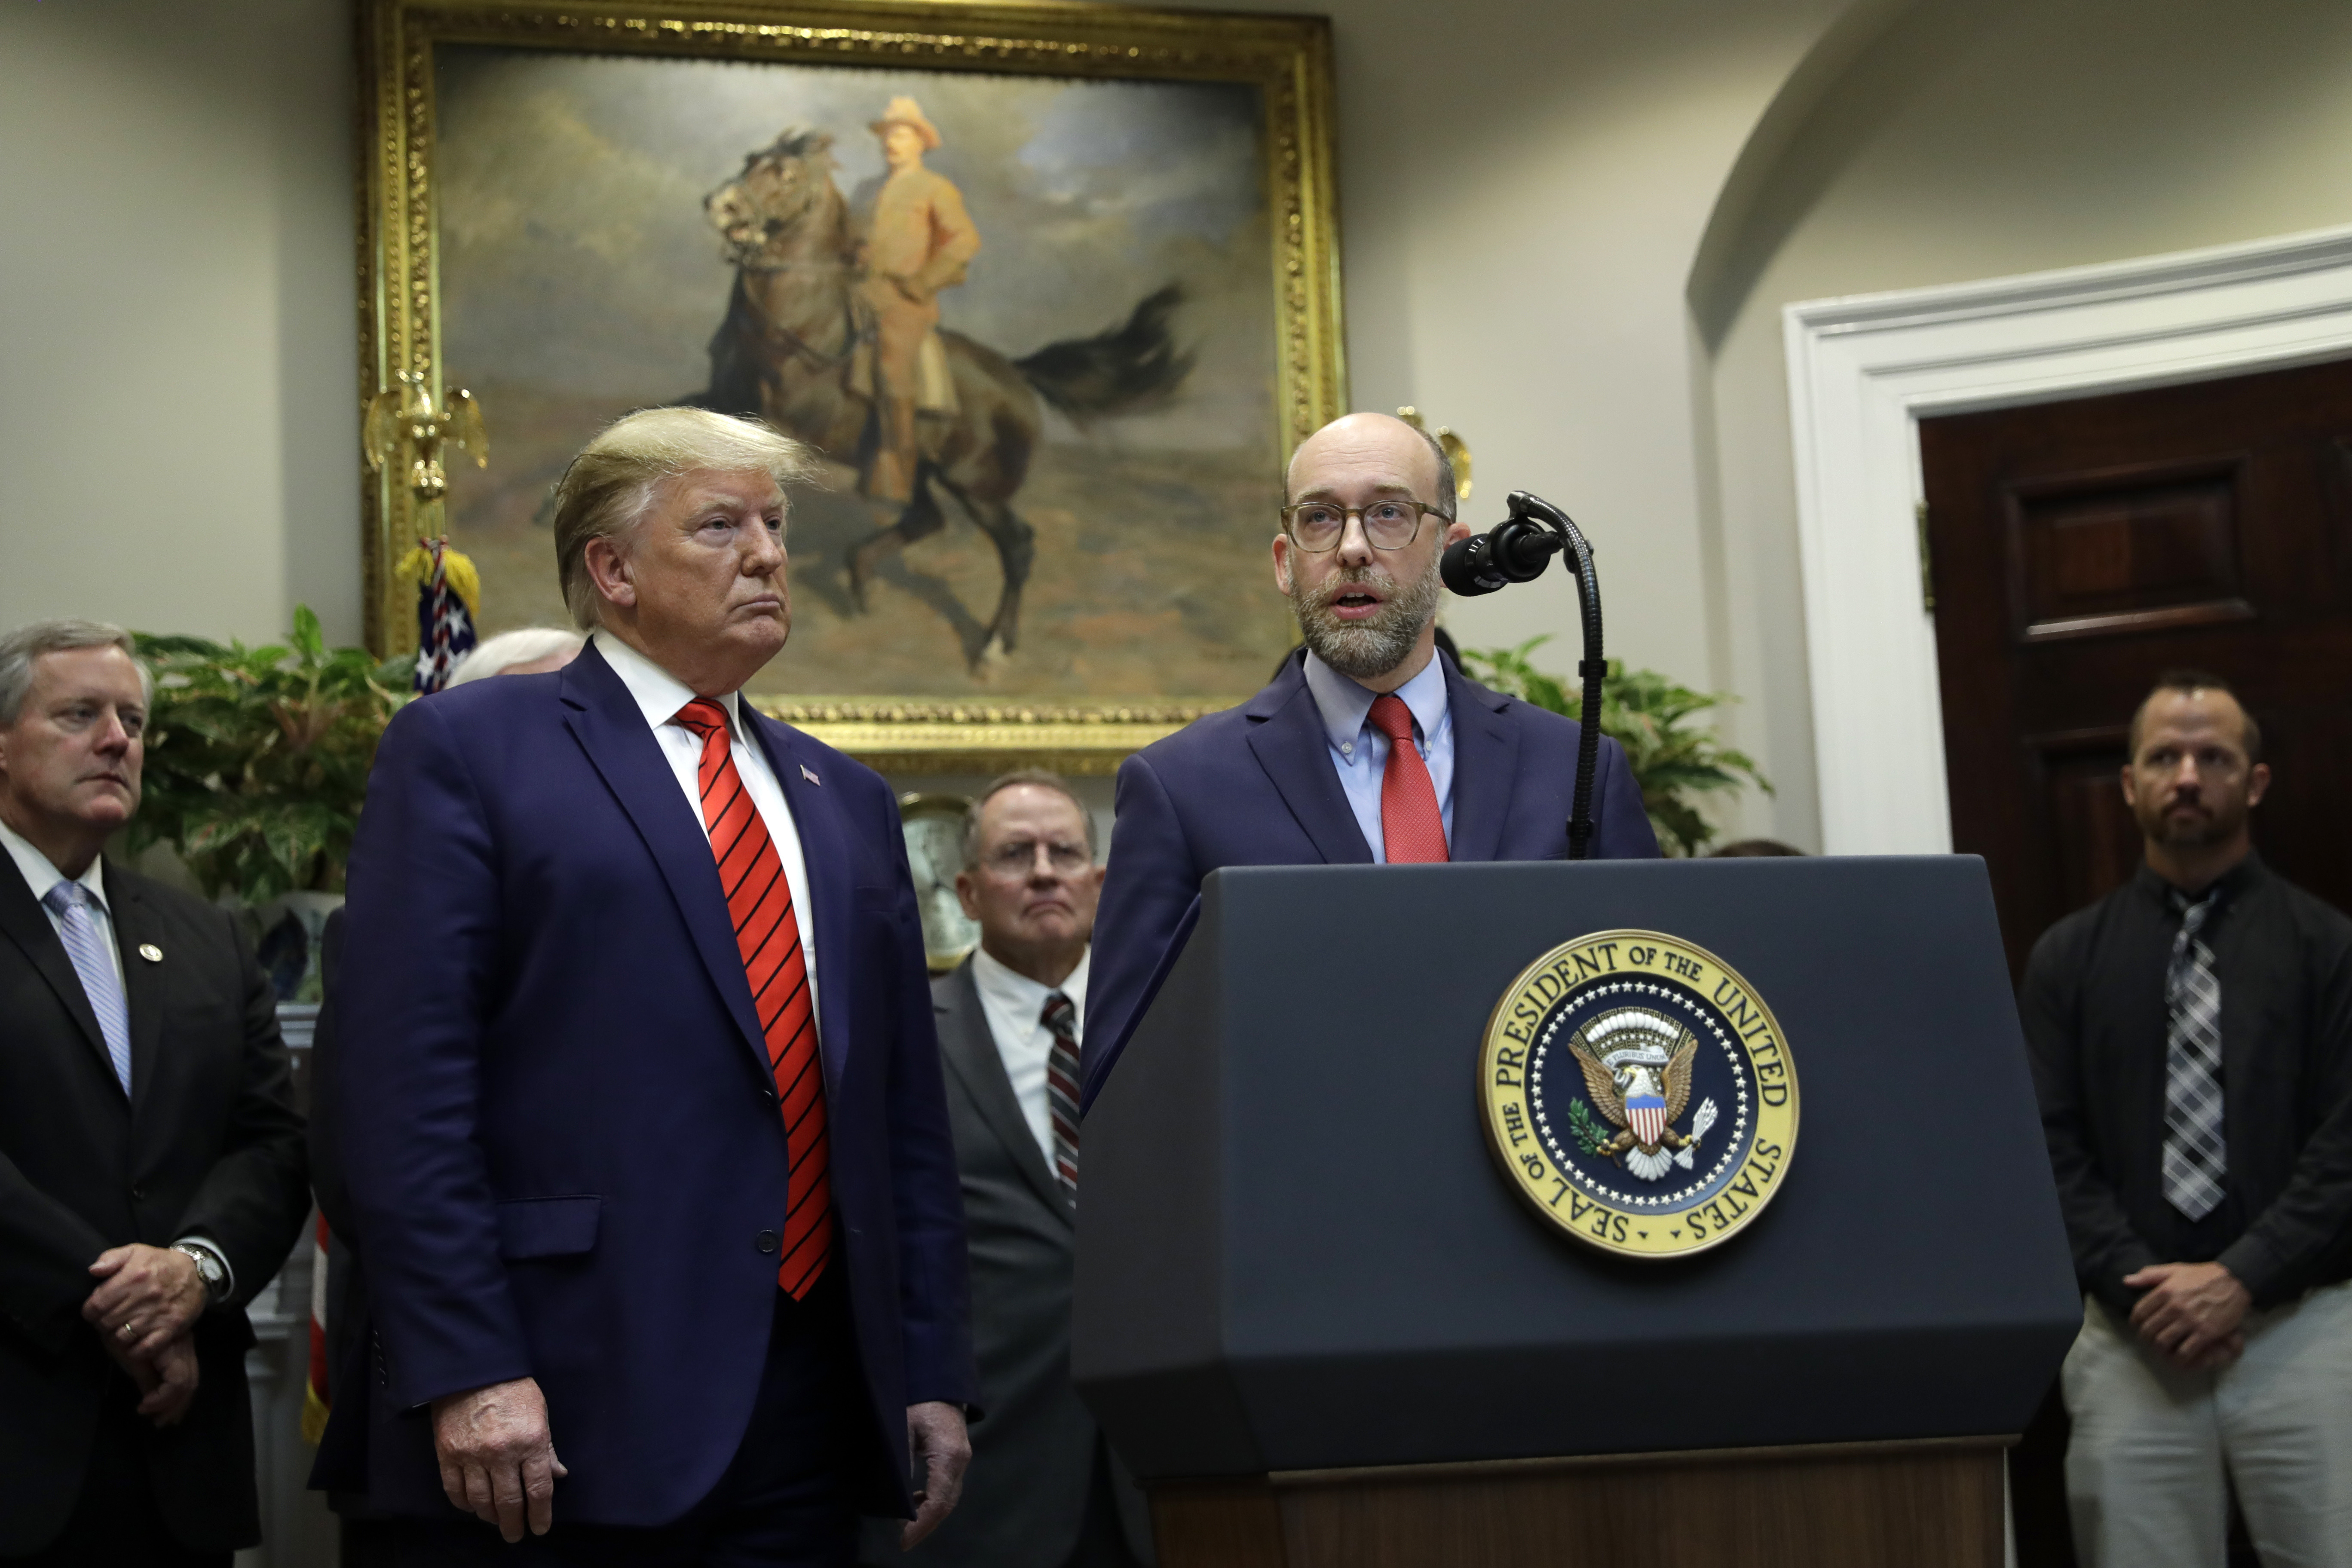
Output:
[2022, 671, 2352, 1568]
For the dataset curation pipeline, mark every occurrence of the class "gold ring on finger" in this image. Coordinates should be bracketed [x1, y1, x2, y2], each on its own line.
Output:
[118, 1322, 135, 1338]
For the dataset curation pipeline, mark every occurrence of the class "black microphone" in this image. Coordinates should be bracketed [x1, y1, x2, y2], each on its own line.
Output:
[1440, 515, 1561, 596]
[1439, 490, 1608, 860]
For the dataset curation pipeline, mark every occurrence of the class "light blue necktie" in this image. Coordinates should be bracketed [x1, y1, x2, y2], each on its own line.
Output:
[43, 881, 132, 1093]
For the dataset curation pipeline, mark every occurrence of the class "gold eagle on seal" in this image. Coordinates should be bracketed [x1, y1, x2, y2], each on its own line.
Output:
[1565, 1009, 1718, 1181]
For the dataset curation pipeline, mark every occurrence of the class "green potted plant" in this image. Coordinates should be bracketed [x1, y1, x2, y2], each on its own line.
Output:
[1458, 637, 1771, 857]
[128, 606, 408, 1002]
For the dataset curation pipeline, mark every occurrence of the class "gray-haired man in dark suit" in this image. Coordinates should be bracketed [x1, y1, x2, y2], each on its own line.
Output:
[863, 770, 1153, 1568]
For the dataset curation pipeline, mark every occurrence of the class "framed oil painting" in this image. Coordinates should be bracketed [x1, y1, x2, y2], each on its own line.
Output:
[358, 0, 1342, 770]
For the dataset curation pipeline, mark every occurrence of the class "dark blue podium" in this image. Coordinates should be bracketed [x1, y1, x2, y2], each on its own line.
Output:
[1072, 858, 2079, 1568]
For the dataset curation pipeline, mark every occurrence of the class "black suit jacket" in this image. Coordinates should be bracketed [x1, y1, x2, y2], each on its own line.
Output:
[0, 856, 309, 1555]
[304, 906, 384, 1510]
[862, 960, 1152, 1565]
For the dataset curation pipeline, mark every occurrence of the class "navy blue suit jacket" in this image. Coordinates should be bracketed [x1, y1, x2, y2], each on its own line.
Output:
[1081, 653, 1659, 1108]
[331, 643, 973, 1526]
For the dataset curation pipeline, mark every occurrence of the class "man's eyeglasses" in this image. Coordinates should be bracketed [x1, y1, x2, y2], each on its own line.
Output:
[1280, 499, 1446, 552]
[980, 839, 1092, 877]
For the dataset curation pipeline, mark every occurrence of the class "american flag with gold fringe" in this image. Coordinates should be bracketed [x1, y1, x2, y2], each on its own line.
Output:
[398, 537, 481, 693]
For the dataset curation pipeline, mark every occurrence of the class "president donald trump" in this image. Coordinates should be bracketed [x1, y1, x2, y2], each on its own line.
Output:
[334, 408, 973, 1564]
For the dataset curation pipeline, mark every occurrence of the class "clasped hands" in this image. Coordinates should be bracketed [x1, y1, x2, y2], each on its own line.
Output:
[2125, 1260, 2251, 1370]
[80, 1242, 208, 1426]
[431, 1378, 968, 1547]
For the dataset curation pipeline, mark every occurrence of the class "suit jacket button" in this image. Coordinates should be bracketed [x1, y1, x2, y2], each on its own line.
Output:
[756, 1230, 778, 1254]
[129, 1185, 146, 1202]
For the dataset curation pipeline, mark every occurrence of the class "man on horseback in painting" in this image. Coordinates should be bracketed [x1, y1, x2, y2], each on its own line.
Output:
[853, 97, 980, 508]
[699, 117, 1189, 673]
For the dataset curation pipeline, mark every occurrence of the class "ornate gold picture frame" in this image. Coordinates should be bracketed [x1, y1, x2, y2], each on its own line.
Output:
[357, 0, 1342, 771]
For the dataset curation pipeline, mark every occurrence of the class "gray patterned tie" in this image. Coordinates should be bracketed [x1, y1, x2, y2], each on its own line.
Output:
[2162, 891, 2227, 1221]
[43, 881, 132, 1094]
[1041, 992, 1081, 1197]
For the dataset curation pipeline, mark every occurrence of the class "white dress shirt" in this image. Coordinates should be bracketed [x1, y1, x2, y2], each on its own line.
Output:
[970, 943, 1088, 1164]
[1300, 649, 1456, 862]
[0, 816, 123, 992]
[593, 630, 821, 1033]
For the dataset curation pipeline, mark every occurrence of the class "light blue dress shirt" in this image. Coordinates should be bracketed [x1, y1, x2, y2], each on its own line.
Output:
[1300, 649, 1455, 863]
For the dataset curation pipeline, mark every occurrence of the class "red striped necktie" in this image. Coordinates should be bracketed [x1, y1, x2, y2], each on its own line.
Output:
[1368, 693, 1449, 864]
[674, 698, 831, 1298]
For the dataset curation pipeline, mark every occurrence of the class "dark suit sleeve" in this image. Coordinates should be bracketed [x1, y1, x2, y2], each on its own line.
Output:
[1592, 735, 1661, 859]
[1081, 751, 1200, 1110]
[2220, 923, 2352, 1303]
[2020, 920, 2156, 1313]
[0, 1152, 115, 1355]
[308, 909, 353, 1245]
[174, 906, 310, 1309]
[338, 697, 535, 1410]
[870, 779, 978, 1412]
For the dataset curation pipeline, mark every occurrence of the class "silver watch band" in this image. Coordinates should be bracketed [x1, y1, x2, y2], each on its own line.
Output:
[171, 1237, 235, 1304]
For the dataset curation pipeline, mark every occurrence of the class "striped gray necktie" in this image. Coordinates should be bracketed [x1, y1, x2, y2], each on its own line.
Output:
[2161, 891, 2226, 1221]
[1041, 992, 1081, 1196]
[43, 881, 132, 1093]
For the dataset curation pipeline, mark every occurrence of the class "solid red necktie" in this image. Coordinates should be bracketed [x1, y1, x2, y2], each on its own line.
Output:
[674, 698, 831, 1298]
[1368, 693, 1449, 864]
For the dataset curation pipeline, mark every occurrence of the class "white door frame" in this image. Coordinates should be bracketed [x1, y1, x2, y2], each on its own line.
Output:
[1782, 223, 2352, 854]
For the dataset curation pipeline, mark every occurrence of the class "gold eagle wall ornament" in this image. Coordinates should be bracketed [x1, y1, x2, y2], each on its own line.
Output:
[1395, 406, 1471, 502]
[364, 368, 489, 692]
[363, 369, 488, 533]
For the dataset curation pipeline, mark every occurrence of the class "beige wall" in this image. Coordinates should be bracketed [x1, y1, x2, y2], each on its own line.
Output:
[1702, 0, 2352, 847]
[0, 0, 360, 647]
[12, 0, 2352, 842]
[1206, 0, 1851, 701]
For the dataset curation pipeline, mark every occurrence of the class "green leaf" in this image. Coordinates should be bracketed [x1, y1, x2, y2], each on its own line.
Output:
[1567, 1097, 1615, 1156]
[1459, 643, 1772, 856]
[133, 610, 401, 902]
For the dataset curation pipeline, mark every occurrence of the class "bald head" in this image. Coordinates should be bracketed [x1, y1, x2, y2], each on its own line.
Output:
[1273, 411, 1472, 692]
[1286, 413, 1455, 520]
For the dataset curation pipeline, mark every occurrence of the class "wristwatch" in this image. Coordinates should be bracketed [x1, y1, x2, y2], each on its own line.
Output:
[171, 1240, 231, 1305]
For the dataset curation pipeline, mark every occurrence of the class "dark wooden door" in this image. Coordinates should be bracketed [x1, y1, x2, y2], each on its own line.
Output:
[1920, 357, 2352, 978]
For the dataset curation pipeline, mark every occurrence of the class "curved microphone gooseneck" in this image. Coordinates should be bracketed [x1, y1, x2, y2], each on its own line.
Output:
[1439, 491, 1605, 861]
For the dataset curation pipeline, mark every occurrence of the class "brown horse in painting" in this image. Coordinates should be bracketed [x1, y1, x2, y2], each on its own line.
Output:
[699, 129, 1191, 670]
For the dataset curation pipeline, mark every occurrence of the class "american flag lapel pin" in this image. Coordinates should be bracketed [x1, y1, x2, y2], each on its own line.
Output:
[801, 764, 821, 786]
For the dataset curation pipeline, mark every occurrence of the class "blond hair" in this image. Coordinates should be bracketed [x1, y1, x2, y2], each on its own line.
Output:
[550, 407, 819, 630]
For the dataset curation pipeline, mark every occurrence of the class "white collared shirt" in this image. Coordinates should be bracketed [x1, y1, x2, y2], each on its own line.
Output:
[592, 630, 820, 1034]
[1300, 649, 1456, 862]
[0, 816, 122, 992]
[970, 943, 1088, 1164]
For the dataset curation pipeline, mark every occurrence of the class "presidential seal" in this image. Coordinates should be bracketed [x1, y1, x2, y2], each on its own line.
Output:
[1478, 931, 1798, 1259]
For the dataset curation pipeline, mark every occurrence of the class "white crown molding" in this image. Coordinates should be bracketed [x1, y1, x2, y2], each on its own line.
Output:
[1782, 221, 2352, 855]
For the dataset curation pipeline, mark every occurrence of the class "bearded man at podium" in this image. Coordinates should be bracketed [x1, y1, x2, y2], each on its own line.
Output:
[1082, 412, 1659, 1107]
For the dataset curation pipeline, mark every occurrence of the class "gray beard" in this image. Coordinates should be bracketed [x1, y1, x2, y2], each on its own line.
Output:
[1290, 553, 1442, 682]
